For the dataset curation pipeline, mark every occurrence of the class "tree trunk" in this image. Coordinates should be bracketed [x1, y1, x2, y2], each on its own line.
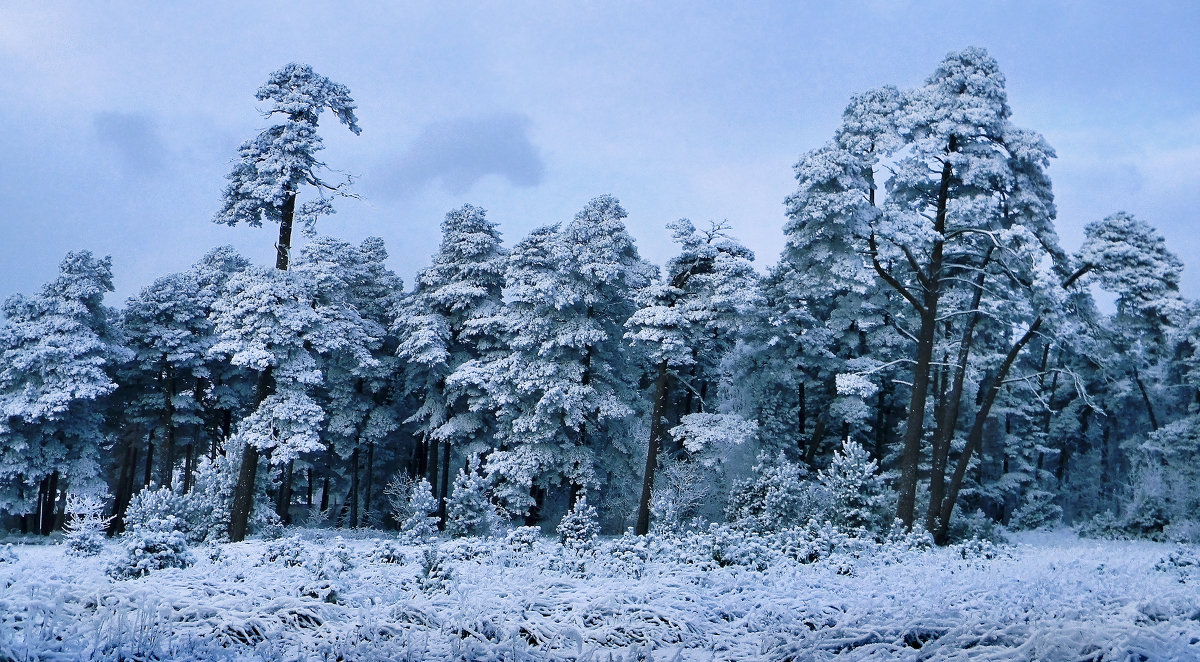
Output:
[162, 362, 177, 488]
[40, 471, 60, 535]
[275, 191, 297, 270]
[934, 318, 1042, 544]
[364, 444, 375, 524]
[276, 459, 294, 525]
[349, 447, 360, 528]
[228, 368, 273, 542]
[797, 380, 807, 453]
[228, 444, 259, 541]
[438, 440, 451, 526]
[111, 441, 139, 535]
[635, 360, 670, 535]
[320, 472, 330, 513]
[143, 428, 156, 488]
[924, 256, 989, 532]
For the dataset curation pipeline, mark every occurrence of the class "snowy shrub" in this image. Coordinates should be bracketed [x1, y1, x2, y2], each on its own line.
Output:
[260, 535, 307, 567]
[446, 464, 496, 538]
[0, 544, 16, 564]
[883, 519, 935, 552]
[124, 486, 189, 538]
[649, 459, 713, 536]
[726, 452, 822, 533]
[947, 509, 1009, 544]
[400, 478, 439, 543]
[308, 536, 355, 576]
[504, 526, 541, 552]
[1010, 488, 1063, 531]
[818, 439, 893, 535]
[1077, 510, 1126, 540]
[62, 491, 113, 557]
[298, 578, 341, 604]
[557, 494, 600, 551]
[1154, 546, 1199, 579]
[418, 545, 452, 593]
[707, 523, 775, 570]
[1163, 520, 1200, 544]
[107, 516, 195, 580]
[952, 537, 1010, 563]
[369, 540, 404, 564]
[383, 471, 415, 527]
[181, 455, 235, 543]
[775, 520, 856, 565]
[598, 531, 652, 577]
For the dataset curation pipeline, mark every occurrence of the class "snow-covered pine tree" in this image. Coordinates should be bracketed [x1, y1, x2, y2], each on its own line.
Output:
[0, 251, 128, 534]
[294, 236, 400, 526]
[625, 219, 760, 534]
[456, 197, 654, 523]
[446, 461, 495, 538]
[213, 63, 361, 542]
[819, 438, 892, 534]
[395, 204, 505, 524]
[401, 478, 439, 542]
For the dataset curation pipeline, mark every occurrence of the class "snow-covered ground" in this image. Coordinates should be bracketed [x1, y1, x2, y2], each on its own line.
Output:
[1, 529, 1198, 661]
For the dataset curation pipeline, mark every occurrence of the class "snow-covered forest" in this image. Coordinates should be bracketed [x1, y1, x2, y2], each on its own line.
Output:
[2, 48, 1199, 660]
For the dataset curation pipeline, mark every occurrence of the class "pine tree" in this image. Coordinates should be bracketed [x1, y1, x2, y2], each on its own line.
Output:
[819, 439, 892, 534]
[0, 251, 127, 534]
[395, 204, 505, 524]
[214, 63, 361, 542]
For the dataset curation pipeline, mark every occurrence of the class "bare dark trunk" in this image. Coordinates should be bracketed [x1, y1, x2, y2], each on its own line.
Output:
[635, 360, 670, 535]
[438, 440, 451, 526]
[364, 444, 375, 523]
[935, 318, 1042, 544]
[143, 429, 156, 488]
[276, 459, 294, 525]
[350, 447, 360, 528]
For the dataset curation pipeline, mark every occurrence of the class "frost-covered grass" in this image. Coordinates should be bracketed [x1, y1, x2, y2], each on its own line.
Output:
[0, 529, 1198, 660]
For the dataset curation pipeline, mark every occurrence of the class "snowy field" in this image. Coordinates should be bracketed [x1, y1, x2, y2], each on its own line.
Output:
[1, 530, 1198, 661]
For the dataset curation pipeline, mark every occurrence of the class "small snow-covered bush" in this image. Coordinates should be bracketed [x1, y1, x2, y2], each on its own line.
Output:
[505, 526, 541, 552]
[369, 539, 404, 564]
[598, 531, 652, 577]
[384, 471, 415, 526]
[446, 464, 496, 538]
[707, 523, 775, 570]
[1009, 488, 1063, 531]
[418, 545, 452, 593]
[124, 486, 189, 538]
[308, 536, 355, 576]
[818, 439, 893, 535]
[650, 459, 713, 536]
[726, 452, 822, 533]
[952, 537, 1011, 563]
[947, 508, 1009, 544]
[557, 494, 599, 551]
[107, 516, 194, 580]
[260, 535, 307, 567]
[0, 544, 16, 564]
[400, 478, 439, 543]
[62, 491, 113, 557]
[1154, 546, 1199, 578]
[775, 520, 855, 565]
[1163, 520, 1200, 544]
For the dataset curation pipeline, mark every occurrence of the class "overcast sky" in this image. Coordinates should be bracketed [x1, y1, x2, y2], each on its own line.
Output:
[2, 1, 1198, 306]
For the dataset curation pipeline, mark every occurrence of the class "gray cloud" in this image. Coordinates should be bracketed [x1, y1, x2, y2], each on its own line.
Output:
[378, 112, 545, 197]
[93, 111, 167, 177]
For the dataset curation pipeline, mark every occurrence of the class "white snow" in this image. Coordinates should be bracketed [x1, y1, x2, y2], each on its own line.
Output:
[1, 530, 1197, 660]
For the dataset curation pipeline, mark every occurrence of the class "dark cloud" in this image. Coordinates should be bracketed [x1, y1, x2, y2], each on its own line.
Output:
[378, 112, 545, 197]
[93, 111, 167, 177]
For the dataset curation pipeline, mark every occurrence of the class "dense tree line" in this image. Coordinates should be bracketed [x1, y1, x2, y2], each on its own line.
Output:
[2, 51, 1195, 544]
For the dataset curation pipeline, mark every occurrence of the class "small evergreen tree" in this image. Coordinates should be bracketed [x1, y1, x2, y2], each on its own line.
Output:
[446, 463, 495, 538]
[400, 478, 439, 542]
[819, 439, 892, 534]
[557, 494, 600, 551]
[62, 491, 113, 557]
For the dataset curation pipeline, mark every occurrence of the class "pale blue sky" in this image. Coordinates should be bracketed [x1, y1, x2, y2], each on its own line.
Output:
[1, 1, 1197, 304]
